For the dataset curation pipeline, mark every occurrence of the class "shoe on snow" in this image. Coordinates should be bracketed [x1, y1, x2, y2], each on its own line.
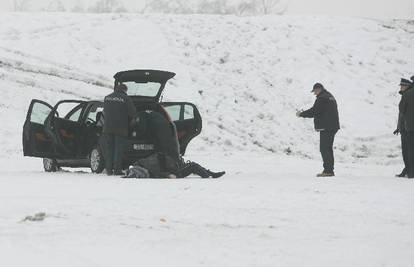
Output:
[396, 173, 408, 178]
[396, 169, 408, 177]
[210, 171, 225, 178]
[316, 172, 335, 177]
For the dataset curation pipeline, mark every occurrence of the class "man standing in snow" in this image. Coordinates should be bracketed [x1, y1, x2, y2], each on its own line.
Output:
[297, 83, 340, 177]
[103, 83, 137, 175]
[398, 76, 414, 178]
[394, 78, 413, 177]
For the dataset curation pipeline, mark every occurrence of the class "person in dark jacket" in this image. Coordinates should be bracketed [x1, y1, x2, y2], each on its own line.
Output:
[297, 83, 340, 177]
[131, 111, 225, 179]
[394, 78, 413, 177]
[103, 83, 137, 175]
[398, 76, 414, 178]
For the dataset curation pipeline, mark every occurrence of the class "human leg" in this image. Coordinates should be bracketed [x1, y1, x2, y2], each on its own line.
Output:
[104, 134, 115, 175]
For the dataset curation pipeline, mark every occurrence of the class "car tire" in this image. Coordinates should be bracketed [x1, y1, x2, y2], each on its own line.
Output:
[90, 147, 104, 174]
[43, 158, 58, 172]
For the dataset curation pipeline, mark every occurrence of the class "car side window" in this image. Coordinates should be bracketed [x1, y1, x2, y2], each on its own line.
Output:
[184, 105, 194, 120]
[30, 102, 52, 125]
[164, 105, 181, 121]
[68, 108, 82, 122]
[59, 102, 84, 122]
[87, 105, 103, 123]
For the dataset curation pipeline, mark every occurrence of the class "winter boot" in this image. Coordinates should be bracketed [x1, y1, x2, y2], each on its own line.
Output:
[396, 168, 408, 178]
[316, 171, 335, 177]
[206, 170, 225, 178]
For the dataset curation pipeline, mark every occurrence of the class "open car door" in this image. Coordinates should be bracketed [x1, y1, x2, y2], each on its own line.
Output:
[46, 100, 86, 159]
[23, 100, 55, 158]
[161, 102, 202, 155]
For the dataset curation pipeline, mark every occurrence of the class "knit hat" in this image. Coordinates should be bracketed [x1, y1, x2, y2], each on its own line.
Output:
[311, 82, 324, 92]
[399, 78, 412, 86]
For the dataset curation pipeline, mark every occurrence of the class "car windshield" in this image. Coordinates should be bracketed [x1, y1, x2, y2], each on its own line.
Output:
[123, 81, 162, 97]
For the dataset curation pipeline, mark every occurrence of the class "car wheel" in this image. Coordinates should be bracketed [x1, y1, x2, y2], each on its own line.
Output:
[90, 147, 104, 173]
[43, 158, 58, 172]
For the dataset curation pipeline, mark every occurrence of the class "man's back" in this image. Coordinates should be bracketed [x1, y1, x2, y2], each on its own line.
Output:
[401, 87, 414, 131]
[104, 89, 136, 136]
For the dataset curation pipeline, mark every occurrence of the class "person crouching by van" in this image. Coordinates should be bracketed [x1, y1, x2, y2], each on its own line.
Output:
[296, 83, 340, 177]
[103, 83, 137, 175]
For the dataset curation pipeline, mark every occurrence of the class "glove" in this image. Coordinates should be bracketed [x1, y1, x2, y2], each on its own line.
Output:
[393, 129, 399, 135]
[296, 110, 302, 117]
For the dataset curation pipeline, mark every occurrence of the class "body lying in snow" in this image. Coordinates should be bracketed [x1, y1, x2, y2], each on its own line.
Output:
[124, 111, 225, 179]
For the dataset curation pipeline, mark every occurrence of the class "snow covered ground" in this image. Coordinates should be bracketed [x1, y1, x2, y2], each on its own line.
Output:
[1, 13, 414, 266]
[1, 154, 414, 267]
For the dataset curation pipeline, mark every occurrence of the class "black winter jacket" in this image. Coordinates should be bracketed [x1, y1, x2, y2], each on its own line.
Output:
[397, 90, 407, 132]
[399, 86, 414, 132]
[103, 89, 137, 136]
[300, 89, 340, 131]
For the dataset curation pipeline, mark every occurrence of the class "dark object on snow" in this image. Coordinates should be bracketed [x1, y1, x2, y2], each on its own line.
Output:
[396, 168, 408, 178]
[395, 85, 410, 177]
[104, 134, 127, 175]
[299, 89, 340, 131]
[407, 131, 414, 178]
[320, 130, 338, 174]
[399, 84, 414, 178]
[399, 85, 414, 131]
[103, 85, 137, 137]
[178, 161, 225, 178]
[147, 112, 181, 163]
[103, 84, 137, 175]
[132, 152, 224, 178]
[299, 87, 340, 174]
[316, 171, 335, 177]
[132, 112, 225, 178]
[311, 82, 324, 92]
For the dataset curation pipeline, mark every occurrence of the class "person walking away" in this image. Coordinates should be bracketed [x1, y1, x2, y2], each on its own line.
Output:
[399, 76, 414, 178]
[394, 78, 413, 177]
[103, 83, 137, 175]
[297, 83, 340, 177]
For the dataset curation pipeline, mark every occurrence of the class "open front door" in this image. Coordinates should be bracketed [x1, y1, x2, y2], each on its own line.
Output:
[47, 100, 86, 159]
[23, 100, 55, 158]
[161, 102, 202, 155]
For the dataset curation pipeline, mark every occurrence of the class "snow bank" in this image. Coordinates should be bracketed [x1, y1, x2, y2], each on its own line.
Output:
[0, 13, 413, 164]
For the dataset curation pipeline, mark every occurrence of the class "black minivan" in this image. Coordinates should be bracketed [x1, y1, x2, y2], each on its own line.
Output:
[22, 70, 202, 173]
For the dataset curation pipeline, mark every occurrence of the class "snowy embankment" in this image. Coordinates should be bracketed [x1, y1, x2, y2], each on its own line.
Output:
[0, 13, 413, 163]
[0, 13, 414, 267]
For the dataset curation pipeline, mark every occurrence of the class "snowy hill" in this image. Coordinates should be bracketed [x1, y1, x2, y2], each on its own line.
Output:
[1, 13, 414, 163]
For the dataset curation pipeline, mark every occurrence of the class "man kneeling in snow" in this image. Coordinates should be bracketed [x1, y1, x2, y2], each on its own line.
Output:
[124, 111, 225, 179]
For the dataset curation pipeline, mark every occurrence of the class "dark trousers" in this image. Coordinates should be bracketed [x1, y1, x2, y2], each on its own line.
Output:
[178, 162, 209, 178]
[320, 130, 337, 173]
[407, 131, 414, 177]
[401, 131, 410, 175]
[105, 134, 127, 172]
